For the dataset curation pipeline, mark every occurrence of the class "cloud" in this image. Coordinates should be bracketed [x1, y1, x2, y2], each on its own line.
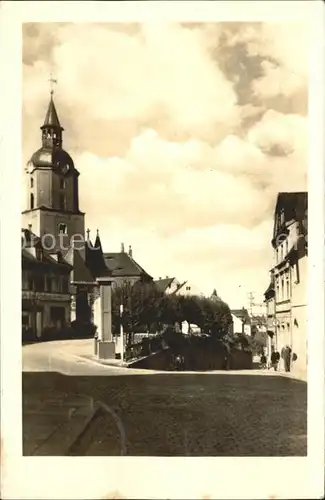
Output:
[22, 22, 307, 306]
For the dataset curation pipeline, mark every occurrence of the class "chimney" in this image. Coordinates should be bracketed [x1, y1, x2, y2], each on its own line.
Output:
[128, 245, 132, 258]
[121, 242, 125, 253]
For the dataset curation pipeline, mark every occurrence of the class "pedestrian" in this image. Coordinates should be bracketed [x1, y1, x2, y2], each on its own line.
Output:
[283, 345, 292, 372]
[175, 354, 182, 371]
[260, 352, 267, 369]
[270, 347, 279, 371]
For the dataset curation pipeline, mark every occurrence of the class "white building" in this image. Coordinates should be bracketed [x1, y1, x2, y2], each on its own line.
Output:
[265, 192, 307, 374]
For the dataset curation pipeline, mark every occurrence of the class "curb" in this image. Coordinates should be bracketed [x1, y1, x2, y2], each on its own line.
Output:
[277, 371, 307, 382]
[75, 354, 128, 369]
[33, 405, 100, 456]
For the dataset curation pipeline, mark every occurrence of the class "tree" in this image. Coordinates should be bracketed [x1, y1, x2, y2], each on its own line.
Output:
[111, 280, 165, 342]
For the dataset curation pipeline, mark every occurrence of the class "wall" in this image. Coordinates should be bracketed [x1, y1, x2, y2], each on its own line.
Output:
[231, 314, 243, 335]
[129, 342, 252, 371]
[129, 348, 175, 370]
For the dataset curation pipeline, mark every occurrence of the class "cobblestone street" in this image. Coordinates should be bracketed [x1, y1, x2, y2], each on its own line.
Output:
[23, 369, 307, 456]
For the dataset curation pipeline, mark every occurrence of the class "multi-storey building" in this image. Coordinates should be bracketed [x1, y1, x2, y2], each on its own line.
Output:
[21, 90, 113, 346]
[265, 192, 308, 373]
[22, 228, 72, 340]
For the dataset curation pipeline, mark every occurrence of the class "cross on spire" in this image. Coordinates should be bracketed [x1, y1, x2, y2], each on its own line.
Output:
[86, 228, 90, 240]
[49, 73, 58, 96]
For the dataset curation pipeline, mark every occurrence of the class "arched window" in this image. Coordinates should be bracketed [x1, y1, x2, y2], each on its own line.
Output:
[30, 193, 34, 209]
[30, 178, 34, 188]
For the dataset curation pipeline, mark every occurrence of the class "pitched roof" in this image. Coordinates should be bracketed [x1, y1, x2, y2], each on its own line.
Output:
[103, 252, 152, 279]
[231, 308, 250, 321]
[65, 247, 96, 284]
[21, 228, 41, 248]
[41, 95, 63, 130]
[275, 192, 307, 221]
[85, 237, 112, 279]
[21, 230, 72, 271]
[154, 277, 175, 292]
[264, 281, 275, 299]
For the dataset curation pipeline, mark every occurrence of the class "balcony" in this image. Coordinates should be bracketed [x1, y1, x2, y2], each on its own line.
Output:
[22, 290, 70, 302]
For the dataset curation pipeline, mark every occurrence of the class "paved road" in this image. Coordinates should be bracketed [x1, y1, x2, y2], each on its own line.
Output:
[22, 340, 307, 456]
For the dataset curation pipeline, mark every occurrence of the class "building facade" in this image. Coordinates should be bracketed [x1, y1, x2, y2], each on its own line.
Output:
[22, 228, 72, 340]
[265, 192, 308, 373]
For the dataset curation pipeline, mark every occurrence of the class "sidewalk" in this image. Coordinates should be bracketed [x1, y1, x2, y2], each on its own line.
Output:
[23, 392, 100, 455]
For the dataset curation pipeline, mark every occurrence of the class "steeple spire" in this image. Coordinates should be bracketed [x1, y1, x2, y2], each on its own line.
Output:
[40, 76, 64, 149]
[94, 229, 103, 251]
[43, 95, 62, 129]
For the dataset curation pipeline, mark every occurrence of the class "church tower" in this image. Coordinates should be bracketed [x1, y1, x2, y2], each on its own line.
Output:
[22, 89, 85, 255]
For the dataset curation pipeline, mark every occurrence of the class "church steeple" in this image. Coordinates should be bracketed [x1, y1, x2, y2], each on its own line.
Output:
[40, 86, 64, 149]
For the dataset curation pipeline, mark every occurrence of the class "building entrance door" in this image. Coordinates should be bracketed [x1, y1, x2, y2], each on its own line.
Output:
[50, 306, 65, 329]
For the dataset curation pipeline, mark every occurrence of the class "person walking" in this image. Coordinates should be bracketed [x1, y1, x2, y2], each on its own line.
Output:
[260, 352, 267, 369]
[270, 347, 279, 371]
[283, 345, 292, 372]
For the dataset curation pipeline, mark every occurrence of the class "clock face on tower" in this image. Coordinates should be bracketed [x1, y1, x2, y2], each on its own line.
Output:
[54, 159, 71, 176]
[61, 164, 70, 175]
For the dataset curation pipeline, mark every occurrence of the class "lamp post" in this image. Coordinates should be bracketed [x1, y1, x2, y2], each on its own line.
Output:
[120, 304, 124, 363]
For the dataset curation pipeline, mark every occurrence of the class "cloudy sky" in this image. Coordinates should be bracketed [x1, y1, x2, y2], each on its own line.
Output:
[22, 22, 307, 309]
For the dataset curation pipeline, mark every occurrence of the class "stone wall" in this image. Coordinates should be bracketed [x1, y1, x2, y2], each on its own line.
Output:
[129, 345, 253, 371]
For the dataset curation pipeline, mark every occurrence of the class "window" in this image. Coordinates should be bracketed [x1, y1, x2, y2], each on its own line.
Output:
[58, 223, 67, 235]
[22, 312, 31, 329]
[61, 277, 69, 294]
[281, 276, 284, 301]
[59, 194, 66, 210]
[294, 263, 300, 284]
[280, 209, 284, 225]
[45, 276, 52, 292]
[34, 274, 44, 292]
[51, 278, 59, 293]
[30, 178, 34, 188]
[286, 274, 290, 299]
[59, 178, 65, 189]
[30, 193, 34, 209]
[22, 271, 29, 290]
[28, 275, 34, 291]
[186, 286, 191, 291]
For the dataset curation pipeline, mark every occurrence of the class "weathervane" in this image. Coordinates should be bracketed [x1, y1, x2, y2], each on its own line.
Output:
[49, 73, 58, 96]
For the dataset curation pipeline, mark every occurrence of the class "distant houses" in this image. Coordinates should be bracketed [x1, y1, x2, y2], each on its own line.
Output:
[230, 308, 251, 336]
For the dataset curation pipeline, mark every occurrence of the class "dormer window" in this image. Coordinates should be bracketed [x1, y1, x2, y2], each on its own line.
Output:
[280, 209, 285, 226]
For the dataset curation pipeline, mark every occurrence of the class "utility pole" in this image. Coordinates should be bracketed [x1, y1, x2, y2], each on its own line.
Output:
[120, 304, 124, 363]
[247, 292, 255, 317]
